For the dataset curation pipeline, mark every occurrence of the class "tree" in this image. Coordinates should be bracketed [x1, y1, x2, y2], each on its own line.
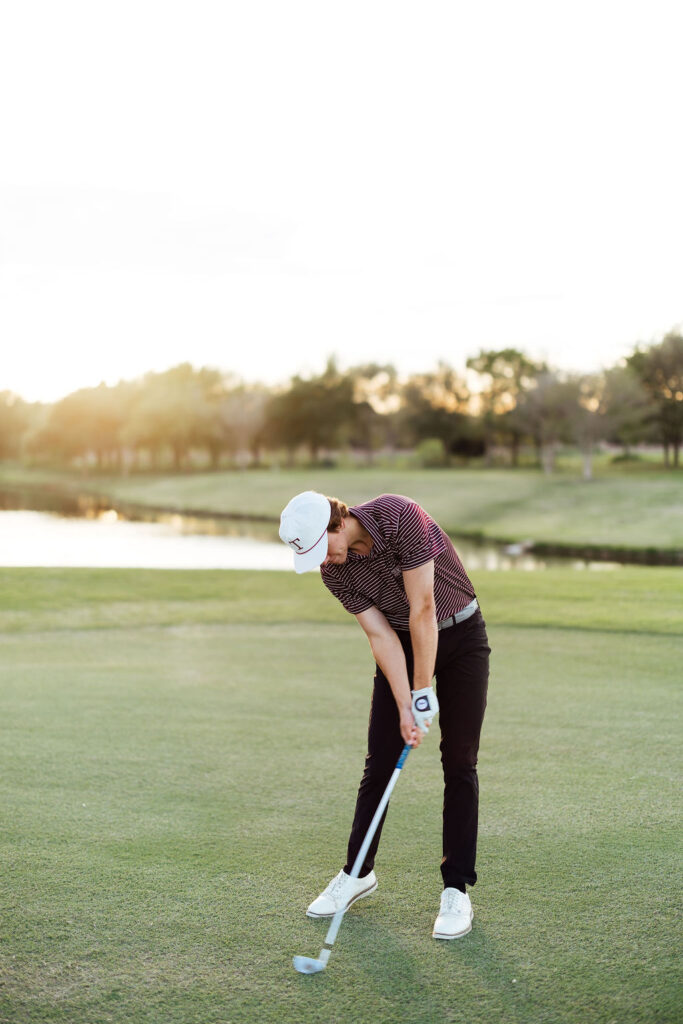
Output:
[265, 358, 355, 462]
[398, 363, 478, 458]
[88, 382, 134, 470]
[122, 364, 225, 470]
[514, 371, 578, 474]
[214, 383, 270, 466]
[345, 363, 399, 462]
[564, 374, 606, 481]
[28, 384, 128, 468]
[0, 392, 32, 460]
[466, 348, 546, 465]
[601, 364, 657, 455]
[627, 331, 683, 467]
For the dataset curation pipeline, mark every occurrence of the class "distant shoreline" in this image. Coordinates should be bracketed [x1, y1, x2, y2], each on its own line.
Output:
[2, 476, 681, 567]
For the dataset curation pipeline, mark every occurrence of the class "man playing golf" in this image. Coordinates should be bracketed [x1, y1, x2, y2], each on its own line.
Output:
[279, 491, 490, 939]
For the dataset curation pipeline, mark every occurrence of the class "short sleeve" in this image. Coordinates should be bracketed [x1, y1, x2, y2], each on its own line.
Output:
[321, 567, 374, 616]
[395, 501, 446, 570]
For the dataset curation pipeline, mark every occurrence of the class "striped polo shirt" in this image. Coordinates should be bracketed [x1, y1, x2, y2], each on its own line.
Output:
[320, 494, 476, 630]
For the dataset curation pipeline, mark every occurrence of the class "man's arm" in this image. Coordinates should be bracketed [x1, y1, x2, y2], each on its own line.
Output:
[355, 606, 421, 747]
[402, 560, 438, 691]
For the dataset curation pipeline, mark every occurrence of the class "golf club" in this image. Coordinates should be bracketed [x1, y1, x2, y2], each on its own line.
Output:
[293, 742, 412, 975]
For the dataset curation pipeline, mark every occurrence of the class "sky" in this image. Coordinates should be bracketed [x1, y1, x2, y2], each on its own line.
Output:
[1, 0, 681, 403]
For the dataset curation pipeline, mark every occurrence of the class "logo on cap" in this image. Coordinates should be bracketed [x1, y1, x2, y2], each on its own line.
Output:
[289, 538, 303, 551]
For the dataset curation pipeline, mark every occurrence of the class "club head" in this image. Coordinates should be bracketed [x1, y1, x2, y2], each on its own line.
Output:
[293, 955, 326, 974]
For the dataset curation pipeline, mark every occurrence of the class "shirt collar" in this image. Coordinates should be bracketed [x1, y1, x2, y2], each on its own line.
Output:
[348, 504, 386, 557]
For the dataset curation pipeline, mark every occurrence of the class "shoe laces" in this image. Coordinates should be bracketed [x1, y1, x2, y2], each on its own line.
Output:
[442, 889, 467, 914]
[327, 871, 350, 899]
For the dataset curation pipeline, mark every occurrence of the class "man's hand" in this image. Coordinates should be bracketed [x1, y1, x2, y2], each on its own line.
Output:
[399, 706, 422, 747]
[411, 686, 440, 734]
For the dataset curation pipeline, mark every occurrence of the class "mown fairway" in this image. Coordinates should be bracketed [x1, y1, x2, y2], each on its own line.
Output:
[1, 568, 681, 1024]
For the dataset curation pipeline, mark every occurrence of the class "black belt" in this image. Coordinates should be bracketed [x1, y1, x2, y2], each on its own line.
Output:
[437, 598, 478, 631]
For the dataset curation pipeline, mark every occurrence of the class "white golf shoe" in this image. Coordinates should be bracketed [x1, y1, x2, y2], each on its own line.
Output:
[306, 869, 378, 918]
[432, 888, 474, 939]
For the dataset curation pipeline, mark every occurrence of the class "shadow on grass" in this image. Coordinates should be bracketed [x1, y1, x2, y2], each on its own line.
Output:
[288, 910, 528, 1024]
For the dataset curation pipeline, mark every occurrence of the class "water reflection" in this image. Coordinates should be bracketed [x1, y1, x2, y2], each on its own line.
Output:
[0, 509, 294, 570]
[0, 494, 622, 571]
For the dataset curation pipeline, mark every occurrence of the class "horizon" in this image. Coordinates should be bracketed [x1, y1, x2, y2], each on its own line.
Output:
[5, 326, 680, 407]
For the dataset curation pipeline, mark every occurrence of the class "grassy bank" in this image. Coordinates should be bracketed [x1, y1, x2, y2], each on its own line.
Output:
[1, 568, 680, 1023]
[1, 464, 682, 554]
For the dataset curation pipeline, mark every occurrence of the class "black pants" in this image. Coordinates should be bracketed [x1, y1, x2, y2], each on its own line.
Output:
[343, 609, 490, 891]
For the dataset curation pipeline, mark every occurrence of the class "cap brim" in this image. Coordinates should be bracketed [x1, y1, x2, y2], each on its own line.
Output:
[293, 531, 328, 574]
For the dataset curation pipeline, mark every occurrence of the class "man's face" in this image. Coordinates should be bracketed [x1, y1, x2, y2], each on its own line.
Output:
[322, 527, 348, 566]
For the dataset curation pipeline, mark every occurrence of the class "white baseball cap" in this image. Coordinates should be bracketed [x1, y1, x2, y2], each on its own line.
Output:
[279, 491, 331, 573]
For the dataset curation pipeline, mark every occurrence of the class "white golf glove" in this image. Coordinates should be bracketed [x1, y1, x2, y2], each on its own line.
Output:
[411, 686, 440, 734]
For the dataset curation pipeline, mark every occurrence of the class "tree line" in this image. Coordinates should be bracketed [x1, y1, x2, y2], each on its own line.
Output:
[1, 331, 681, 474]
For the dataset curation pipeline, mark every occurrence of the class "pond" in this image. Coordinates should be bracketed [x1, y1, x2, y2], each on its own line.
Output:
[0, 487, 622, 571]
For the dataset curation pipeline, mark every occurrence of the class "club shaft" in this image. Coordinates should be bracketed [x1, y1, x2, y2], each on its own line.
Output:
[323, 743, 411, 948]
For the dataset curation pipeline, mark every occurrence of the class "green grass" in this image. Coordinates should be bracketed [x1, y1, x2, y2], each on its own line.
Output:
[0, 567, 681, 636]
[0, 568, 681, 1023]
[2, 463, 682, 553]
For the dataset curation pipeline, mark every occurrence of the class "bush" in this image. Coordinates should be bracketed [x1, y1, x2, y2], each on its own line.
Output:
[415, 437, 448, 468]
[610, 452, 644, 464]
